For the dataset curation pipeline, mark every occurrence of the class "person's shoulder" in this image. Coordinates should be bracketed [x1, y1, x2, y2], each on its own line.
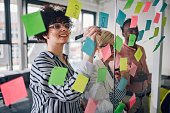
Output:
[137, 44, 145, 51]
[34, 51, 52, 62]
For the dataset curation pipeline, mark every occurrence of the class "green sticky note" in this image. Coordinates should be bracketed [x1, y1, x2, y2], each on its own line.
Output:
[114, 102, 126, 113]
[162, 17, 167, 27]
[153, 27, 159, 37]
[134, 47, 143, 62]
[160, 2, 167, 12]
[120, 58, 127, 71]
[97, 67, 107, 82]
[114, 35, 123, 52]
[123, 0, 134, 10]
[128, 34, 136, 46]
[158, 36, 165, 44]
[65, 0, 82, 19]
[153, 43, 160, 52]
[21, 11, 46, 37]
[134, 2, 143, 14]
[48, 67, 68, 86]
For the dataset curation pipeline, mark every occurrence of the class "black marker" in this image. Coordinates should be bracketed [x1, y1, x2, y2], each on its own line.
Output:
[114, 68, 120, 71]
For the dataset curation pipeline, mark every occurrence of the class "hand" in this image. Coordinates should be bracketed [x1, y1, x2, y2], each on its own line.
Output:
[80, 98, 87, 111]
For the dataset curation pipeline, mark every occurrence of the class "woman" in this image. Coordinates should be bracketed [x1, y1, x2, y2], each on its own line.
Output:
[84, 30, 130, 113]
[29, 4, 101, 113]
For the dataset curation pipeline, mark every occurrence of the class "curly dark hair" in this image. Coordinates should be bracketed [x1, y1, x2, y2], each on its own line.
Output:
[34, 4, 72, 42]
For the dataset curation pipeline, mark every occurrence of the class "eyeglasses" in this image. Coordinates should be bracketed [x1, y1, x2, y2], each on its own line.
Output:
[99, 44, 114, 51]
[49, 23, 71, 30]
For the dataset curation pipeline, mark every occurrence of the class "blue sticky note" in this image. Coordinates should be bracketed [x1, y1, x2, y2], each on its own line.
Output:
[152, 0, 159, 6]
[160, 2, 167, 12]
[158, 36, 165, 44]
[99, 12, 109, 28]
[137, 30, 144, 42]
[81, 37, 96, 57]
[117, 77, 127, 91]
[116, 10, 126, 27]
[145, 20, 152, 31]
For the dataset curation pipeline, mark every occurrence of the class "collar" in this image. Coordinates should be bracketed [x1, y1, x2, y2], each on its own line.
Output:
[40, 51, 68, 60]
[123, 43, 137, 51]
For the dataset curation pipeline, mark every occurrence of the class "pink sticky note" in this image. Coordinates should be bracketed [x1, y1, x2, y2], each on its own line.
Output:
[130, 16, 138, 28]
[0, 76, 28, 106]
[142, 1, 151, 12]
[129, 62, 137, 77]
[154, 13, 160, 23]
[101, 44, 112, 62]
[85, 98, 98, 113]
[129, 93, 136, 109]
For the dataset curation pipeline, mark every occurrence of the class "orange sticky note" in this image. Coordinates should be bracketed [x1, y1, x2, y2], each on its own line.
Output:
[101, 44, 112, 62]
[134, 47, 143, 62]
[130, 16, 138, 28]
[142, 1, 151, 12]
[154, 13, 160, 23]
[84, 98, 98, 113]
[129, 93, 136, 109]
[129, 62, 137, 77]
[0, 76, 28, 106]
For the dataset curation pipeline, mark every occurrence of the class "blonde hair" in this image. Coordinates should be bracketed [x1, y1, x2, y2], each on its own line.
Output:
[96, 30, 114, 46]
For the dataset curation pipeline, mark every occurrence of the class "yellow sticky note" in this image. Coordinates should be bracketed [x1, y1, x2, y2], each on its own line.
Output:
[72, 73, 89, 93]
[120, 58, 127, 71]
[65, 0, 82, 19]
[134, 2, 143, 14]
[134, 47, 143, 62]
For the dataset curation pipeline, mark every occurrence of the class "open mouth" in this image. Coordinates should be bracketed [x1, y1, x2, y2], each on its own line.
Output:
[59, 34, 68, 38]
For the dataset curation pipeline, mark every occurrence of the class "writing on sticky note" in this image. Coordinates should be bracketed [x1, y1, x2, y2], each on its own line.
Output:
[130, 16, 138, 28]
[120, 58, 127, 71]
[154, 27, 159, 37]
[158, 36, 165, 44]
[99, 12, 109, 28]
[21, 11, 46, 37]
[128, 34, 136, 46]
[123, 0, 134, 10]
[84, 98, 98, 113]
[65, 0, 82, 19]
[72, 73, 89, 93]
[162, 17, 167, 27]
[134, 47, 143, 62]
[129, 93, 136, 109]
[48, 67, 68, 86]
[160, 2, 167, 12]
[145, 20, 152, 31]
[154, 13, 160, 23]
[114, 35, 123, 52]
[137, 30, 144, 42]
[117, 77, 127, 91]
[98, 67, 107, 82]
[134, 2, 143, 14]
[0, 76, 28, 106]
[116, 10, 126, 26]
[143, 1, 151, 12]
[114, 102, 126, 113]
[101, 44, 112, 62]
[153, 43, 160, 52]
[81, 37, 96, 57]
[129, 62, 137, 77]
[152, 0, 160, 6]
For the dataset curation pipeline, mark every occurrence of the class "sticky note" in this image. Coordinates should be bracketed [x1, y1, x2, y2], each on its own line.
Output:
[65, 0, 82, 19]
[21, 11, 46, 37]
[130, 16, 138, 28]
[81, 37, 96, 57]
[72, 73, 89, 93]
[0, 76, 28, 106]
[153, 27, 159, 37]
[142, 1, 151, 12]
[137, 30, 144, 42]
[154, 13, 160, 23]
[134, 47, 143, 62]
[114, 102, 126, 113]
[117, 77, 128, 91]
[98, 67, 107, 82]
[162, 17, 167, 27]
[160, 2, 167, 12]
[158, 36, 165, 44]
[145, 20, 152, 31]
[134, 2, 143, 14]
[114, 35, 123, 52]
[48, 67, 68, 85]
[116, 10, 126, 26]
[120, 58, 127, 71]
[99, 12, 109, 28]
[129, 62, 137, 77]
[123, 0, 134, 10]
[129, 93, 136, 109]
[101, 44, 112, 62]
[153, 43, 160, 52]
[84, 98, 98, 113]
[128, 34, 136, 46]
[152, 0, 160, 6]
